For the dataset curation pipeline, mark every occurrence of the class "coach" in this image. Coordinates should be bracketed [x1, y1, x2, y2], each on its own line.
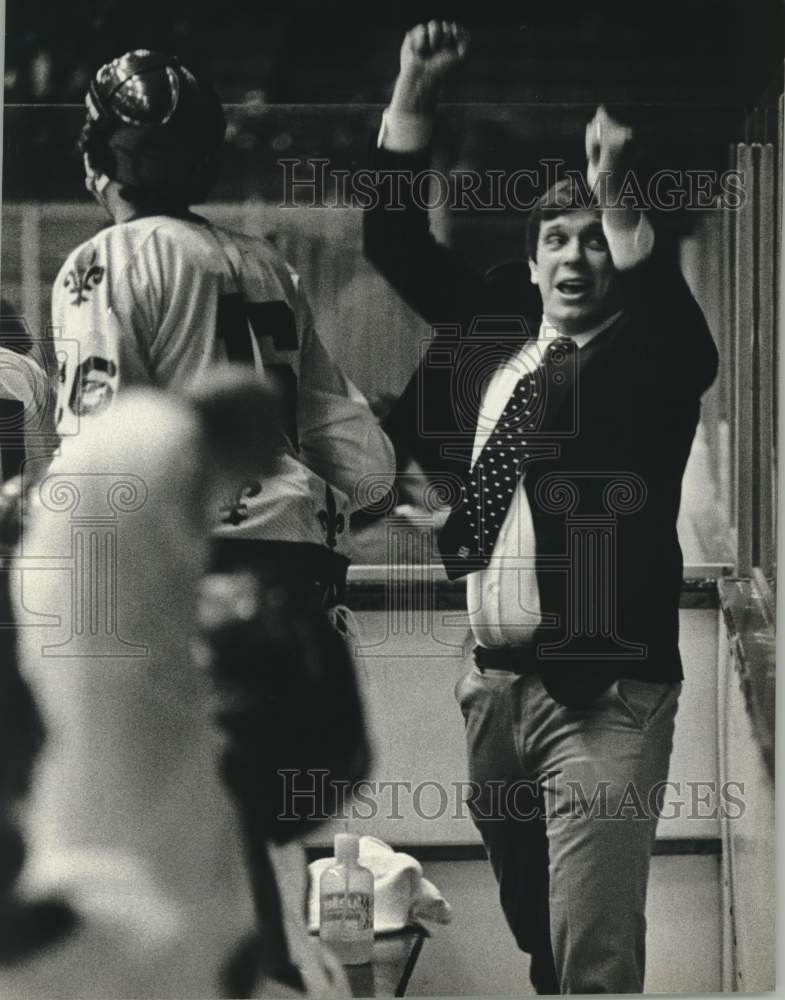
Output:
[364, 21, 718, 995]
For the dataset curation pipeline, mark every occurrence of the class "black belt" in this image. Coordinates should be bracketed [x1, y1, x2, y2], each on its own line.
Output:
[473, 643, 540, 674]
[473, 643, 623, 708]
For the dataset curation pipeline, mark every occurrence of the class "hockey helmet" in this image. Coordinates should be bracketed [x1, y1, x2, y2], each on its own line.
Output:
[82, 49, 226, 206]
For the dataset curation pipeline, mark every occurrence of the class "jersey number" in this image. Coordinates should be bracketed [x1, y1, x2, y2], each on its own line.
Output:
[68, 356, 117, 417]
[215, 293, 299, 449]
[55, 355, 118, 426]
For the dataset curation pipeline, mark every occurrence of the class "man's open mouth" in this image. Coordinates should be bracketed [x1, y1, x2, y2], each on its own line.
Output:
[556, 278, 592, 297]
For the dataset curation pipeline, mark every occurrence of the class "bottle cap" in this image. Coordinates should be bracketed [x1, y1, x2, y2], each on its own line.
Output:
[334, 832, 360, 865]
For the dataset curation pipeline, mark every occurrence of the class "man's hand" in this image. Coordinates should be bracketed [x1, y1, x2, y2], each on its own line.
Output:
[585, 105, 634, 198]
[585, 105, 646, 240]
[390, 21, 470, 116]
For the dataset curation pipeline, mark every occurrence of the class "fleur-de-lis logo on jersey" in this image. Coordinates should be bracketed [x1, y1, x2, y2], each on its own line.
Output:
[318, 484, 345, 550]
[220, 479, 263, 526]
[64, 245, 105, 307]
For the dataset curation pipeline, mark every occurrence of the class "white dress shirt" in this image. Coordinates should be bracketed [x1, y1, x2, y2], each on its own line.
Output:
[466, 316, 615, 646]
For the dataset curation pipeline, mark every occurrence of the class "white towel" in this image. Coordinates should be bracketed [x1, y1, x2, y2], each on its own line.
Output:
[308, 836, 452, 934]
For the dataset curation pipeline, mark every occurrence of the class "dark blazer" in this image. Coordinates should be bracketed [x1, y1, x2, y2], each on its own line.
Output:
[364, 144, 719, 702]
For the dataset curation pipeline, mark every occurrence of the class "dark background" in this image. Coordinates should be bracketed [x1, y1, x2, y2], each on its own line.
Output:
[3, 0, 784, 203]
[4, 0, 783, 106]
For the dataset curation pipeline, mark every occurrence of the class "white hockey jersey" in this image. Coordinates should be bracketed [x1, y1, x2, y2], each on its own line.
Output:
[51, 214, 394, 550]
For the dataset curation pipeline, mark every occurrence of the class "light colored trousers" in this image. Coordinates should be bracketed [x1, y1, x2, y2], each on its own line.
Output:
[455, 666, 680, 994]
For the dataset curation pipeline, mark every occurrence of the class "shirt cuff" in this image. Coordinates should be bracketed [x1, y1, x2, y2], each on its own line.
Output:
[377, 107, 433, 153]
[602, 212, 655, 271]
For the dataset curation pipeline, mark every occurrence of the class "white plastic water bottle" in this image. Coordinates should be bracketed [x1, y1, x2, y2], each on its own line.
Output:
[319, 833, 374, 965]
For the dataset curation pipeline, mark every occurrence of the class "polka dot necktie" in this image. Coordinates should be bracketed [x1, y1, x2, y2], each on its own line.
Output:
[439, 335, 573, 573]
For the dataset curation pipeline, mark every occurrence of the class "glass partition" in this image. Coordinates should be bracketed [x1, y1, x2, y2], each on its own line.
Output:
[2, 101, 750, 570]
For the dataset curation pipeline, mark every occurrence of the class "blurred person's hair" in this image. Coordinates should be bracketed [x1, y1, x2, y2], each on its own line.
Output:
[0, 488, 76, 962]
[0, 301, 33, 357]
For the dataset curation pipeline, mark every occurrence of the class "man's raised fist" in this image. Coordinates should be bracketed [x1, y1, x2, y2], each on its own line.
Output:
[398, 20, 470, 89]
[585, 105, 635, 192]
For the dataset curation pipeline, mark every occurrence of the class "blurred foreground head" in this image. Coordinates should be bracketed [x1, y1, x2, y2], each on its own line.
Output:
[6, 368, 282, 996]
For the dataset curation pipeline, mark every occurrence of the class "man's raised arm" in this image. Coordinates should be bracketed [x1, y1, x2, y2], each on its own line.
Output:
[587, 106, 717, 391]
[363, 21, 485, 327]
[585, 105, 655, 271]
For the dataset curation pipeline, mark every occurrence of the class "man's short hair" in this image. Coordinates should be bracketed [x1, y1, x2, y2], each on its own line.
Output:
[526, 178, 599, 261]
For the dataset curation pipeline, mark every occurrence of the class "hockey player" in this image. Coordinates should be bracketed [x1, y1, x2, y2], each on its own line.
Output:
[54, 50, 394, 556]
[49, 50, 394, 991]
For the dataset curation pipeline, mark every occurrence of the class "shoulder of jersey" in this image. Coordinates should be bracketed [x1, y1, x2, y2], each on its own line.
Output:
[58, 216, 225, 271]
[55, 218, 166, 291]
[204, 220, 303, 293]
[56, 217, 303, 305]
[55, 217, 215, 304]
